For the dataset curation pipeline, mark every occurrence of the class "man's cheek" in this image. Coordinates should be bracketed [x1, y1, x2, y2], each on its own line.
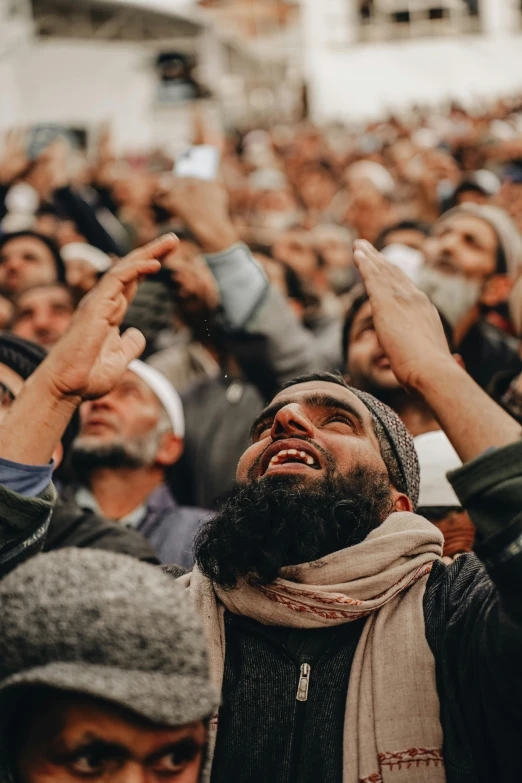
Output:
[236, 444, 261, 482]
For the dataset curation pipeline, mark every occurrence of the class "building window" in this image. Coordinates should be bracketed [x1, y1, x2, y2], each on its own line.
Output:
[358, 0, 481, 40]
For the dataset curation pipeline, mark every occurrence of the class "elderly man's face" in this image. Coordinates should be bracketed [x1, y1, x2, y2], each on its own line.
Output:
[15, 693, 206, 783]
[73, 371, 175, 471]
[0, 237, 58, 297]
[424, 214, 498, 282]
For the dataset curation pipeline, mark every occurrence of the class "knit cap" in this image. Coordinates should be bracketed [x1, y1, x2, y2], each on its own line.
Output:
[349, 386, 420, 509]
[0, 548, 219, 727]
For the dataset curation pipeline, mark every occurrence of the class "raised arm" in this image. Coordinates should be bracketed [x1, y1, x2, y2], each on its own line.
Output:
[0, 234, 179, 466]
[353, 239, 522, 463]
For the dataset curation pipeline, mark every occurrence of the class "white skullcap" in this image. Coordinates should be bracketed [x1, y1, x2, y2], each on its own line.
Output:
[61, 243, 112, 274]
[415, 430, 462, 507]
[128, 360, 185, 437]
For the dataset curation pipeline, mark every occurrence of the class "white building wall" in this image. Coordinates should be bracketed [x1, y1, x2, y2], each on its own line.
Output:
[11, 40, 157, 150]
[301, 0, 522, 123]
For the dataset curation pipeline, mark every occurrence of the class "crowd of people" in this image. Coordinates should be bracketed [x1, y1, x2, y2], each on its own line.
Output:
[0, 93, 521, 782]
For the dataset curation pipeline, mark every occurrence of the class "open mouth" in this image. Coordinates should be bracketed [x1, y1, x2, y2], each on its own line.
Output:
[259, 439, 322, 476]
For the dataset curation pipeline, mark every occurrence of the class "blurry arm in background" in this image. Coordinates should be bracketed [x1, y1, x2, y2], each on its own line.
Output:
[156, 177, 338, 397]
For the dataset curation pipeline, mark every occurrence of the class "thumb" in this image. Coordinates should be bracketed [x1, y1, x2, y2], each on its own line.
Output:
[120, 327, 146, 365]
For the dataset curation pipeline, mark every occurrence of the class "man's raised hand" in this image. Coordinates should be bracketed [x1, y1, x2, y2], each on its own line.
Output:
[353, 239, 453, 392]
[42, 234, 179, 402]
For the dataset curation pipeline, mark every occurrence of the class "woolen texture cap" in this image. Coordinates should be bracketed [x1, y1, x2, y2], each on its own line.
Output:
[349, 386, 420, 509]
[0, 548, 219, 727]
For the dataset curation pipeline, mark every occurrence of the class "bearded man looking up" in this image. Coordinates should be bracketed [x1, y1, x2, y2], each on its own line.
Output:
[2, 238, 522, 783]
[181, 240, 522, 783]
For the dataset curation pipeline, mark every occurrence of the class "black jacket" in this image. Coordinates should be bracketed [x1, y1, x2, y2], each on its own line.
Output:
[210, 441, 522, 783]
[44, 491, 158, 563]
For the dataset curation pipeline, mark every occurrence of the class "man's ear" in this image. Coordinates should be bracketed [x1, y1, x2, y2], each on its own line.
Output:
[52, 443, 63, 470]
[391, 489, 413, 513]
[481, 274, 513, 308]
[156, 433, 184, 467]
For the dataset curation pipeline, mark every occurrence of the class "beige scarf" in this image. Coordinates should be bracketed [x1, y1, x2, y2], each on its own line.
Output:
[179, 512, 447, 783]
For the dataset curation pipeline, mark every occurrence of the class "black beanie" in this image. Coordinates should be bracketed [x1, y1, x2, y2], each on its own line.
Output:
[0, 334, 79, 458]
[0, 231, 66, 284]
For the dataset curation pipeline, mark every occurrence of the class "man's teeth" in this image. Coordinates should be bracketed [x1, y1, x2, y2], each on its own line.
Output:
[268, 449, 317, 468]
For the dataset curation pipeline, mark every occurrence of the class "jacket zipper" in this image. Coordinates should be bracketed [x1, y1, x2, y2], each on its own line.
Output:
[296, 662, 311, 701]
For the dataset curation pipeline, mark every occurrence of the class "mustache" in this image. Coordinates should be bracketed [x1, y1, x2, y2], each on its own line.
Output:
[247, 434, 334, 481]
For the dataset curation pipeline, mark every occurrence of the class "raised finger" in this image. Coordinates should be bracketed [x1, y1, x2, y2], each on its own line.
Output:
[124, 233, 179, 264]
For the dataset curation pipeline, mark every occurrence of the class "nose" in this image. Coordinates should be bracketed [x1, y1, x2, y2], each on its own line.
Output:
[113, 763, 147, 783]
[88, 391, 115, 412]
[271, 403, 314, 440]
[439, 231, 459, 258]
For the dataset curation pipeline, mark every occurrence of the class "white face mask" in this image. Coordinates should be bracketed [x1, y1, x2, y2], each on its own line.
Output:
[417, 266, 482, 326]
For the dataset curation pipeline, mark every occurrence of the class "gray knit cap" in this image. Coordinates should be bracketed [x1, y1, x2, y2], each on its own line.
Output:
[349, 386, 420, 509]
[435, 204, 522, 276]
[0, 548, 219, 728]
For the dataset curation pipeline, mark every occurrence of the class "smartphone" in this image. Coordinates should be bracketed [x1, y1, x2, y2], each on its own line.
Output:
[174, 145, 220, 180]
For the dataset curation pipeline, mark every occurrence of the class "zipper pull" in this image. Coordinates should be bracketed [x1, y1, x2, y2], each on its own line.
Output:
[296, 663, 311, 702]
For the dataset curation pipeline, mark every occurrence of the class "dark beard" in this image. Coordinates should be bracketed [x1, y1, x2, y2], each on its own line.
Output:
[194, 466, 394, 589]
[71, 443, 146, 474]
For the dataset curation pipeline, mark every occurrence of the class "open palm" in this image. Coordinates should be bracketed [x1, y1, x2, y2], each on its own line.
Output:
[43, 234, 179, 401]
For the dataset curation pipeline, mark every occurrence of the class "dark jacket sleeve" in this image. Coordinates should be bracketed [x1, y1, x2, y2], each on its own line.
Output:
[53, 186, 122, 255]
[424, 440, 522, 781]
[45, 496, 159, 564]
[0, 481, 56, 578]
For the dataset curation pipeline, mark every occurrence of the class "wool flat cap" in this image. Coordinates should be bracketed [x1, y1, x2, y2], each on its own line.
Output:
[0, 548, 219, 728]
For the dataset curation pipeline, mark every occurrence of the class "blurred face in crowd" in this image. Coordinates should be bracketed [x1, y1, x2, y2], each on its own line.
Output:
[12, 285, 75, 349]
[421, 214, 501, 325]
[0, 237, 58, 297]
[313, 226, 353, 269]
[64, 259, 100, 296]
[272, 230, 318, 281]
[346, 300, 401, 398]
[298, 168, 337, 211]
[424, 214, 498, 281]
[73, 371, 181, 472]
[252, 189, 302, 232]
[195, 380, 410, 587]
[14, 693, 206, 783]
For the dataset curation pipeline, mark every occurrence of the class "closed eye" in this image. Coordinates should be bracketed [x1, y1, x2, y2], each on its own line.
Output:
[324, 414, 356, 430]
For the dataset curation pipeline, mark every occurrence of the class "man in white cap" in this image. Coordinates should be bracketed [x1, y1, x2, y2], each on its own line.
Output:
[61, 241, 112, 297]
[71, 359, 209, 567]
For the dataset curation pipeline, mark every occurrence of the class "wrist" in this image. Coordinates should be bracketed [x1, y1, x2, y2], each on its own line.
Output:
[191, 221, 239, 254]
[410, 355, 468, 398]
[28, 369, 82, 414]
